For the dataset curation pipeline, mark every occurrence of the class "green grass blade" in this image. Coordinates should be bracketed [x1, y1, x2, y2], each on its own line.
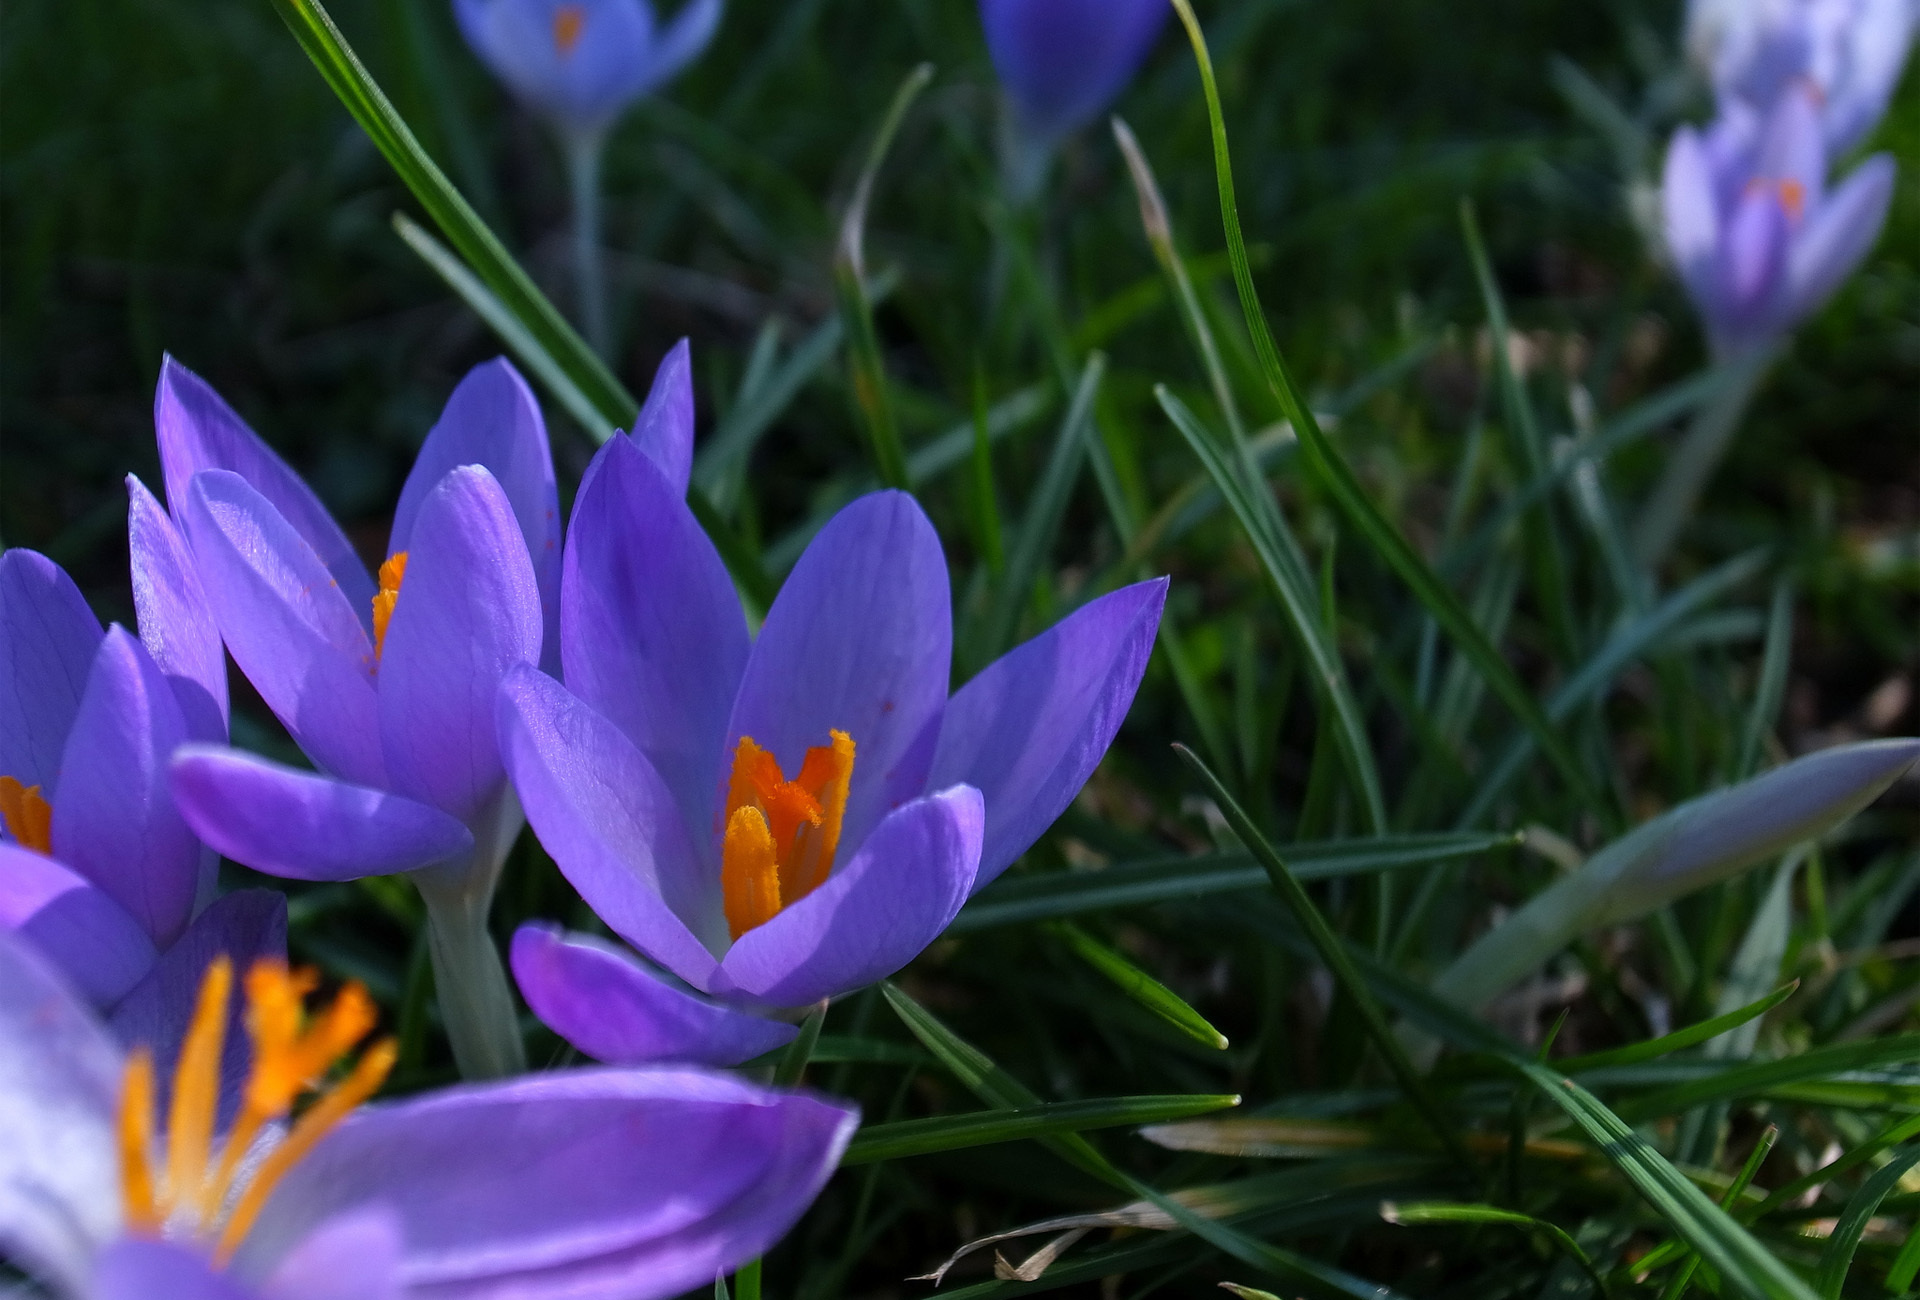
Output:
[1381, 1201, 1607, 1297]
[1049, 922, 1230, 1049]
[393, 213, 615, 442]
[1513, 1062, 1819, 1300]
[953, 833, 1515, 932]
[1157, 386, 1386, 832]
[774, 1001, 827, 1087]
[1737, 580, 1794, 779]
[1175, 744, 1471, 1168]
[1611, 1034, 1920, 1123]
[833, 63, 933, 490]
[1556, 983, 1798, 1074]
[1814, 1146, 1920, 1297]
[695, 311, 848, 494]
[267, 0, 634, 428]
[840, 1093, 1239, 1165]
[979, 354, 1104, 658]
[1165, 0, 1598, 810]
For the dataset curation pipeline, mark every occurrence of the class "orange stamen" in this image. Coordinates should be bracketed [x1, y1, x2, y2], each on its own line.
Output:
[0, 776, 52, 854]
[718, 730, 855, 939]
[552, 4, 586, 56]
[370, 551, 409, 661]
[1775, 178, 1806, 223]
[113, 957, 393, 1268]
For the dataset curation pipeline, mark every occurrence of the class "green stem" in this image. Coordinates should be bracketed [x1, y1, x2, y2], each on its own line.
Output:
[562, 127, 609, 359]
[413, 791, 527, 1079]
[1631, 349, 1772, 570]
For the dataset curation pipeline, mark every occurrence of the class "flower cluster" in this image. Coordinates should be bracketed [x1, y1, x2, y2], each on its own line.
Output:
[0, 345, 1164, 1297]
[1663, 0, 1910, 355]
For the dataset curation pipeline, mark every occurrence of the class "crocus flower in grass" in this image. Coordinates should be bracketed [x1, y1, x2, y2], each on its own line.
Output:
[147, 352, 595, 1077]
[500, 429, 1166, 1066]
[1686, 0, 1917, 154]
[0, 543, 284, 1076]
[980, 0, 1168, 196]
[455, 0, 721, 139]
[1663, 84, 1895, 357]
[0, 931, 858, 1300]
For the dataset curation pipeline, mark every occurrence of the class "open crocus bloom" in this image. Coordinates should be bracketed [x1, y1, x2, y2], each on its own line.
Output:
[500, 430, 1166, 1065]
[0, 546, 284, 1071]
[980, 0, 1166, 145]
[153, 352, 576, 887]
[0, 929, 857, 1300]
[454, 0, 722, 138]
[1663, 85, 1895, 357]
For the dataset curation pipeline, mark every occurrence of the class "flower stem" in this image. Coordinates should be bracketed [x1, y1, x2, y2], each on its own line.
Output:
[562, 126, 610, 358]
[1631, 349, 1773, 571]
[413, 793, 527, 1080]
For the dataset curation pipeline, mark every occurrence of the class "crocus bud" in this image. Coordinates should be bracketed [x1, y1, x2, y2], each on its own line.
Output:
[455, 0, 723, 140]
[980, 0, 1166, 194]
[1434, 738, 1920, 1013]
[1663, 85, 1895, 358]
[1686, 0, 1917, 155]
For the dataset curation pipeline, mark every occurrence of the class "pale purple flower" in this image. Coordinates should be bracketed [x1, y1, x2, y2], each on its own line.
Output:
[455, 0, 722, 138]
[498, 402, 1166, 1066]
[980, 0, 1168, 147]
[0, 929, 857, 1300]
[1662, 85, 1895, 356]
[0, 544, 284, 1074]
[1686, 0, 1916, 153]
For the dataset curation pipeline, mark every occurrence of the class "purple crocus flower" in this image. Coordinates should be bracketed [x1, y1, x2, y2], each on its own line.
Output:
[981, 0, 1168, 148]
[1662, 84, 1895, 357]
[0, 929, 857, 1300]
[498, 420, 1166, 1066]
[454, 0, 722, 138]
[0, 543, 284, 1074]
[1686, 0, 1916, 154]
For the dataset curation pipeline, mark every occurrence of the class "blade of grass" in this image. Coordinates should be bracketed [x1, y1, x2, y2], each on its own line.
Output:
[1737, 580, 1794, 780]
[1381, 1201, 1607, 1297]
[1049, 921, 1230, 1049]
[1556, 983, 1797, 1074]
[1175, 744, 1471, 1169]
[1167, 0, 1598, 809]
[267, 0, 632, 427]
[834, 63, 933, 490]
[1813, 1146, 1920, 1297]
[841, 1094, 1240, 1165]
[1658, 1126, 1778, 1300]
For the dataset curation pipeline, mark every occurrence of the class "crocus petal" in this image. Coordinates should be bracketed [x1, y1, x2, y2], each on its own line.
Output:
[724, 491, 951, 858]
[0, 548, 104, 794]
[717, 785, 984, 1007]
[455, 0, 661, 131]
[238, 1068, 858, 1300]
[644, 0, 724, 97]
[182, 470, 385, 788]
[1755, 84, 1825, 201]
[930, 580, 1166, 888]
[1662, 126, 1722, 313]
[171, 746, 472, 881]
[0, 844, 157, 1008]
[51, 628, 200, 947]
[1718, 184, 1791, 343]
[980, 0, 1168, 143]
[379, 466, 542, 824]
[0, 928, 122, 1294]
[1785, 153, 1895, 332]
[263, 1207, 406, 1300]
[513, 923, 796, 1066]
[630, 338, 696, 494]
[93, 1238, 257, 1300]
[107, 889, 286, 1121]
[498, 667, 724, 984]
[155, 355, 374, 620]
[127, 474, 228, 744]
[388, 358, 561, 672]
[561, 435, 747, 853]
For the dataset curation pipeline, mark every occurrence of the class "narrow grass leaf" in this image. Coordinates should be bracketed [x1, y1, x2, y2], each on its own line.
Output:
[841, 1094, 1240, 1165]
[1050, 921, 1230, 1049]
[1380, 1201, 1607, 1297]
[1556, 983, 1798, 1074]
[1813, 1145, 1920, 1297]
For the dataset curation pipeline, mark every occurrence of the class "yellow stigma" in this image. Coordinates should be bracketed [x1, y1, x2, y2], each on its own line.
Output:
[117, 956, 396, 1266]
[719, 731, 855, 940]
[552, 4, 586, 56]
[370, 551, 409, 661]
[0, 776, 52, 855]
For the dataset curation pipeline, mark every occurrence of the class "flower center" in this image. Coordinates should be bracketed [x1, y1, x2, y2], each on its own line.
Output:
[119, 957, 396, 1266]
[1748, 176, 1807, 224]
[0, 776, 51, 854]
[551, 5, 586, 56]
[719, 731, 855, 940]
[370, 551, 409, 662]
